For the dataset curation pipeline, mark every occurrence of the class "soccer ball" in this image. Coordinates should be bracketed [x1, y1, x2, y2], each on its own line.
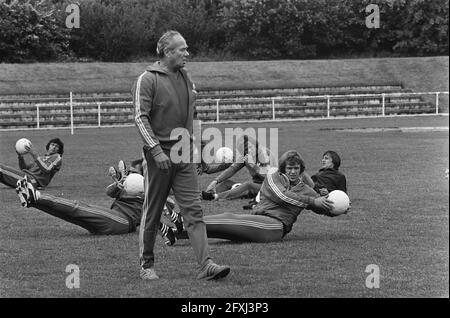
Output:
[15, 138, 32, 154]
[328, 190, 350, 215]
[215, 147, 233, 163]
[123, 173, 144, 195]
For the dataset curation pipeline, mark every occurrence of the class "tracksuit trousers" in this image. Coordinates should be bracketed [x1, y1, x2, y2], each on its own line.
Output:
[31, 193, 131, 235]
[0, 164, 38, 188]
[218, 182, 261, 200]
[177, 212, 285, 243]
[139, 149, 210, 269]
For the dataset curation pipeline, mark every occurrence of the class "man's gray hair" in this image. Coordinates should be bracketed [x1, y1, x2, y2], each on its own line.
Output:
[156, 30, 182, 58]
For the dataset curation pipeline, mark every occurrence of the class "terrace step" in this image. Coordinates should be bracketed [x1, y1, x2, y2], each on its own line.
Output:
[0, 84, 439, 129]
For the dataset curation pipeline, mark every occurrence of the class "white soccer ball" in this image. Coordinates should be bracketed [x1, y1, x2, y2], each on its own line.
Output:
[123, 173, 144, 196]
[215, 147, 233, 163]
[15, 138, 32, 154]
[328, 190, 350, 215]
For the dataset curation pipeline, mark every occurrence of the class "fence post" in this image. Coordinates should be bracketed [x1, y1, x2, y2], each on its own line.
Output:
[216, 99, 220, 123]
[36, 105, 40, 129]
[327, 96, 330, 118]
[435, 92, 440, 114]
[97, 102, 101, 127]
[272, 97, 275, 120]
[70, 92, 74, 135]
[381, 93, 385, 116]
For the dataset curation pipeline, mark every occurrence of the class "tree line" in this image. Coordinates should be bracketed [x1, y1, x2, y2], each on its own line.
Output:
[0, 0, 448, 62]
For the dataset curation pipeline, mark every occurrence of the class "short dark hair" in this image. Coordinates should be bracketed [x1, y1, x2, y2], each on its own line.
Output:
[323, 150, 341, 170]
[279, 150, 305, 174]
[46, 138, 64, 155]
[130, 158, 144, 175]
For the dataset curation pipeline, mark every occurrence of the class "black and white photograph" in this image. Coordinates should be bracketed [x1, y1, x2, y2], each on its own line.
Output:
[0, 0, 448, 302]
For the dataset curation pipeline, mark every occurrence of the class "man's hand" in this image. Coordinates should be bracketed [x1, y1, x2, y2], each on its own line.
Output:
[319, 188, 329, 196]
[205, 180, 218, 192]
[116, 181, 124, 190]
[25, 144, 38, 159]
[153, 152, 171, 171]
[312, 196, 334, 211]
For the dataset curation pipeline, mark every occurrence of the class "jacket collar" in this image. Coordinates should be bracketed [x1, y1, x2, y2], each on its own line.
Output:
[319, 167, 338, 172]
[146, 61, 188, 77]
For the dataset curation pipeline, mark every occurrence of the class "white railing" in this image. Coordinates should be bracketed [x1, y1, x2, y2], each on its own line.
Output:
[202, 91, 449, 123]
[0, 91, 448, 132]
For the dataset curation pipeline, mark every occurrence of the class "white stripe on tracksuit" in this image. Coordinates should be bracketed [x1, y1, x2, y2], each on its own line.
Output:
[134, 72, 158, 148]
[40, 194, 129, 225]
[1, 167, 23, 180]
[205, 218, 283, 230]
[267, 173, 308, 208]
[37, 155, 62, 172]
[138, 151, 149, 265]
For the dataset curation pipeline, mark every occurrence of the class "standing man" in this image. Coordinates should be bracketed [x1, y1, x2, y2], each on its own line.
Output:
[133, 30, 230, 281]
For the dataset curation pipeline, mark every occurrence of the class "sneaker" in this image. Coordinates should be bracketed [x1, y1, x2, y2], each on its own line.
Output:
[140, 267, 159, 280]
[201, 191, 217, 201]
[160, 223, 176, 246]
[164, 202, 184, 234]
[16, 177, 38, 207]
[174, 215, 184, 234]
[197, 261, 230, 280]
[108, 166, 119, 181]
[118, 160, 127, 180]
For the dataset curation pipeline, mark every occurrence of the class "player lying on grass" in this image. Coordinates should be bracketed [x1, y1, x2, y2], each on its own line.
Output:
[243, 150, 348, 210]
[195, 140, 234, 192]
[15, 159, 182, 240]
[0, 138, 64, 189]
[202, 135, 277, 201]
[163, 150, 345, 244]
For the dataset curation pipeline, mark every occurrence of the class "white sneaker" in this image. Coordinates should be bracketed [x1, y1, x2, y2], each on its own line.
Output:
[197, 261, 230, 280]
[107, 166, 119, 182]
[140, 267, 159, 280]
[16, 176, 38, 207]
[118, 160, 127, 180]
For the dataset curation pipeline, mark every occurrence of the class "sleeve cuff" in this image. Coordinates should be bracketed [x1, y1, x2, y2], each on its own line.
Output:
[149, 144, 164, 157]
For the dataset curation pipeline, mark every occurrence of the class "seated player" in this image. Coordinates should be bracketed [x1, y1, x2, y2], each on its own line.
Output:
[242, 150, 348, 210]
[311, 150, 347, 195]
[202, 135, 277, 201]
[14, 159, 181, 242]
[164, 150, 344, 244]
[0, 138, 64, 189]
[195, 141, 234, 193]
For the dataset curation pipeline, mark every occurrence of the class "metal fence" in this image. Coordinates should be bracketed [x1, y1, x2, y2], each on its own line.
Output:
[201, 91, 449, 121]
[0, 91, 448, 133]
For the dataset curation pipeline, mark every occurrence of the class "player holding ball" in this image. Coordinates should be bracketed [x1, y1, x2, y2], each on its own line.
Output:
[0, 137, 64, 189]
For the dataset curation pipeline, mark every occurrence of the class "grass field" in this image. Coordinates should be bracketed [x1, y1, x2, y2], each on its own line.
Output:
[0, 56, 448, 94]
[0, 115, 448, 298]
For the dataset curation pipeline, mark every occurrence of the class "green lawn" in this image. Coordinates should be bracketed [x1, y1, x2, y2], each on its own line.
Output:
[0, 56, 448, 95]
[0, 115, 448, 298]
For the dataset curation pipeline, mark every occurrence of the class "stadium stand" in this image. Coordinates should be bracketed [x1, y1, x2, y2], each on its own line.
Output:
[0, 84, 442, 129]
